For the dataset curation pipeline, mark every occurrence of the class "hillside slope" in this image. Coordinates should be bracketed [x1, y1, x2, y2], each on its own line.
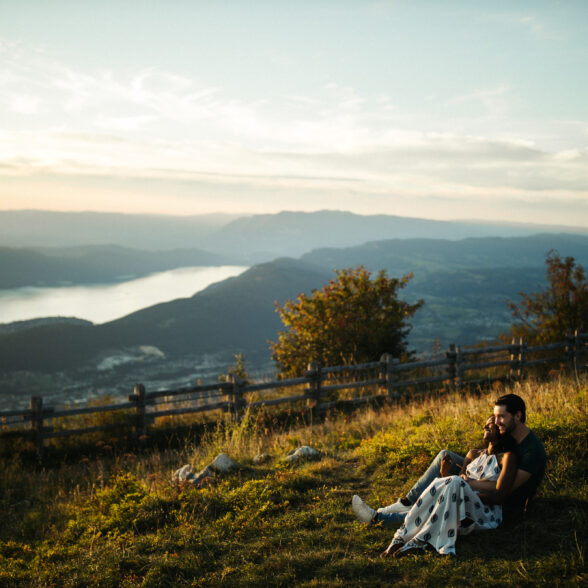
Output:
[2, 233, 587, 374]
[0, 245, 232, 289]
[301, 233, 588, 275]
[1, 376, 585, 585]
[0, 258, 331, 372]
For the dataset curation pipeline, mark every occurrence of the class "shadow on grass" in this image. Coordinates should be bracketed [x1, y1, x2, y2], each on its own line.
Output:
[458, 496, 587, 561]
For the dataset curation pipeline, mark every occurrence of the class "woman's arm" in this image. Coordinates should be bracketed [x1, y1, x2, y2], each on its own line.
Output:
[466, 452, 518, 504]
[458, 449, 482, 476]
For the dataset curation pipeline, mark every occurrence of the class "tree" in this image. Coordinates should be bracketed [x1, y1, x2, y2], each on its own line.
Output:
[270, 266, 424, 377]
[218, 353, 251, 384]
[507, 250, 588, 344]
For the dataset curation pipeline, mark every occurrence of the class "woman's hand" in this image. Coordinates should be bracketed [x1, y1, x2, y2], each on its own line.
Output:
[440, 454, 452, 477]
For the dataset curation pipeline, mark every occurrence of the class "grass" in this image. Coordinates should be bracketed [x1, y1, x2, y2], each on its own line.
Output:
[0, 375, 587, 586]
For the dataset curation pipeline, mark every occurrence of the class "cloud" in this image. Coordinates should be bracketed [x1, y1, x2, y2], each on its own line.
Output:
[447, 85, 511, 118]
[484, 13, 562, 40]
[0, 41, 586, 226]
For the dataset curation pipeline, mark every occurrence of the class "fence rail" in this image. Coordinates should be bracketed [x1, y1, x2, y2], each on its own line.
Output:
[2, 331, 587, 458]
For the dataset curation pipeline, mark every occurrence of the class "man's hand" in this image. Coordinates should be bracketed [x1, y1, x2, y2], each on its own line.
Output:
[440, 454, 452, 477]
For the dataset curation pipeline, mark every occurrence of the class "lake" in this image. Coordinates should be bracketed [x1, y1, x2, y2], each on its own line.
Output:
[0, 265, 248, 325]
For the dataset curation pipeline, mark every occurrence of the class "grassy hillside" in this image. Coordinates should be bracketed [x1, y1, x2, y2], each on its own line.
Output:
[1, 375, 586, 586]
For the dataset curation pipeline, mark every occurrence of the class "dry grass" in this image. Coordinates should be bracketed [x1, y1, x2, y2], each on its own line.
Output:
[1, 374, 586, 586]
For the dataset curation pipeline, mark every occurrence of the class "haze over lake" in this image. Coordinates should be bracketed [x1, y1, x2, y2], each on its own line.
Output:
[0, 265, 247, 325]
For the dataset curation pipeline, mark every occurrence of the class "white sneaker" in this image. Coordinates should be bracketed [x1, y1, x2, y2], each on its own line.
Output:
[352, 495, 376, 524]
[377, 500, 411, 515]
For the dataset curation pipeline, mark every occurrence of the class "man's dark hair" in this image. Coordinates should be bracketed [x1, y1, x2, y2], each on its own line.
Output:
[494, 393, 526, 423]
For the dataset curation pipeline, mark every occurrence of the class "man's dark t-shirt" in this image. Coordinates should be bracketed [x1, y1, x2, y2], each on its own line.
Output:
[504, 429, 547, 513]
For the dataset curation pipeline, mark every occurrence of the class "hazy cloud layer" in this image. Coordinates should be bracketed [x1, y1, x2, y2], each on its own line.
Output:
[0, 40, 586, 225]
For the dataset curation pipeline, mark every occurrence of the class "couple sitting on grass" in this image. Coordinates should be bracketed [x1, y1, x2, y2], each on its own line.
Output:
[352, 393, 547, 557]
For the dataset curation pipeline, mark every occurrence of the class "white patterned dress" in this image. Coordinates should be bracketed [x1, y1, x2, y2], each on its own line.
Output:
[387, 452, 503, 556]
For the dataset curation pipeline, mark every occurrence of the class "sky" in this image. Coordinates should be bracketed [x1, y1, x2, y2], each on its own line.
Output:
[1, 0, 587, 226]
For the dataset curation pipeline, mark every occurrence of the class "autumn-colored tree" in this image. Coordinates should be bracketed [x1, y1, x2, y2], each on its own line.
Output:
[270, 266, 424, 377]
[507, 250, 588, 344]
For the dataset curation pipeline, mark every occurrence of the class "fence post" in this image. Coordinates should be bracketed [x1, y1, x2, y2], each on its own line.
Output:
[566, 330, 576, 372]
[229, 375, 246, 421]
[380, 353, 400, 400]
[519, 338, 528, 380]
[30, 396, 45, 461]
[130, 384, 147, 441]
[446, 344, 457, 391]
[455, 346, 463, 391]
[510, 337, 520, 381]
[305, 361, 322, 415]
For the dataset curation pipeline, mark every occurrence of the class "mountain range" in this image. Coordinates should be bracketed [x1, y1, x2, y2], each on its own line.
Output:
[0, 245, 231, 289]
[3, 210, 588, 289]
[3, 209, 587, 263]
[2, 231, 587, 376]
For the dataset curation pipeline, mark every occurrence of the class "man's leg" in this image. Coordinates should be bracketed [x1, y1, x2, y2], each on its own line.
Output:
[373, 510, 407, 528]
[352, 450, 464, 524]
[352, 495, 407, 527]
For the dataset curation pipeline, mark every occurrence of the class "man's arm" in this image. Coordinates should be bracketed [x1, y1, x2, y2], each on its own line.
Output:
[465, 452, 520, 504]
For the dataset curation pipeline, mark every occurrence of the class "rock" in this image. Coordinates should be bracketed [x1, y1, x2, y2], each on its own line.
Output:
[253, 453, 271, 465]
[210, 453, 240, 473]
[172, 464, 195, 483]
[172, 453, 241, 488]
[283, 445, 322, 463]
[192, 465, 215, 487]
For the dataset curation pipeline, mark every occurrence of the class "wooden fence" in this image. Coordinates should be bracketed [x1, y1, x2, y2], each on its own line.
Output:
[1, 331, 587, 458]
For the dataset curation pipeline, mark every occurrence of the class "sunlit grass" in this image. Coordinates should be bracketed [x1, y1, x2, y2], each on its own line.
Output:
[1, 374, 586, 586]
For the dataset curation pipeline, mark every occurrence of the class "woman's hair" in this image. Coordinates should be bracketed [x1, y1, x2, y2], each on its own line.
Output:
[494, 393, 526, 423]
[490, 432, 517, 455]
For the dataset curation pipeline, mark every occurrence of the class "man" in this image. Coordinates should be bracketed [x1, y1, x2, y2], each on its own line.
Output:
[352, 393, 547, 526]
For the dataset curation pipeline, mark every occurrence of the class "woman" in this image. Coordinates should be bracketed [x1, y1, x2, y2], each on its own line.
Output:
[381, 416, 517, 557]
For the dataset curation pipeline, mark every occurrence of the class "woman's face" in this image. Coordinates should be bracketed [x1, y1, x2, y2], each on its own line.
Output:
[483, 416, 500, 443]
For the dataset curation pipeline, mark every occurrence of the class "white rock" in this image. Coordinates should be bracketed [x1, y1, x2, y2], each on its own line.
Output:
[172, 464, 195, 483]
[210, 453, 240, 473]
[283, 445, 321, 463]
[253, 453, 271, 465]
[192, 465, 215, 487]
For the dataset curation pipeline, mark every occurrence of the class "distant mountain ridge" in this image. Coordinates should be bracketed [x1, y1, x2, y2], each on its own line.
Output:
[0, 245, 232, 289]
[2, 209, 586, 263]
[0, 210, 239, 250]
[301, 233, 588, 276]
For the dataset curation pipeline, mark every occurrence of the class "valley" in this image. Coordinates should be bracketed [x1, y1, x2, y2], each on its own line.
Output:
[1, 210, 587, 411]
